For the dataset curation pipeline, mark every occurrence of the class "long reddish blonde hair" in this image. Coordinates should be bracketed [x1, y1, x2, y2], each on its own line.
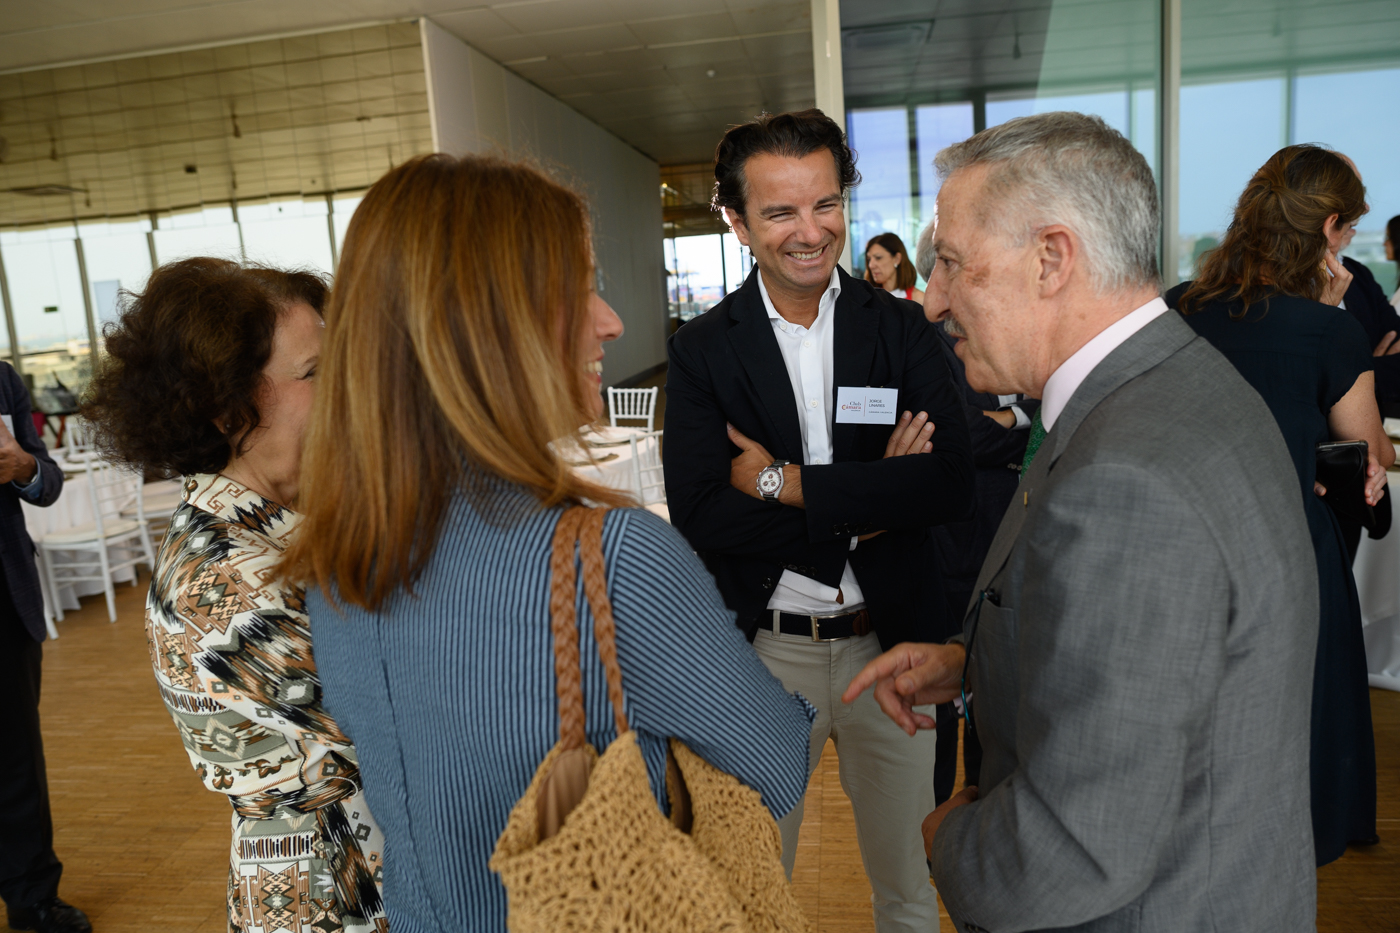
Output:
[281, 153, 629, 610]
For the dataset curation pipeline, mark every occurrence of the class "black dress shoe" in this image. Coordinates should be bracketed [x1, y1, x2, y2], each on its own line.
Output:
[6, 897, 92, 933]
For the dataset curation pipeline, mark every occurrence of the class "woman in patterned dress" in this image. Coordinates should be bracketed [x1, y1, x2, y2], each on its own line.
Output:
[82, 259, 387, 933]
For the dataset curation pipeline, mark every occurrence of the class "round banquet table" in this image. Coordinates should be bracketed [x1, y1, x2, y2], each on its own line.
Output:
[565, 425, 664, 507]
[1354, 483, 1400, 692]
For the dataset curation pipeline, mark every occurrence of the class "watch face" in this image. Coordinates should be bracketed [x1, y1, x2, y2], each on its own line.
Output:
[758, 468, 783, 496]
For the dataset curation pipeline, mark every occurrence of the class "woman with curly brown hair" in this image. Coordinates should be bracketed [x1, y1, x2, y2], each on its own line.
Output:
[82, 258, 387, 933]
[1167, 144, 1389, 866]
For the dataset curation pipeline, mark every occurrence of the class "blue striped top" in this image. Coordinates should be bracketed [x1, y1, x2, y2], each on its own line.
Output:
[308, 486, 815, 933]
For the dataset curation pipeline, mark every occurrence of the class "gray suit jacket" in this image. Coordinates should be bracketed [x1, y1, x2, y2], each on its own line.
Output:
[934, 312, 1318, 933]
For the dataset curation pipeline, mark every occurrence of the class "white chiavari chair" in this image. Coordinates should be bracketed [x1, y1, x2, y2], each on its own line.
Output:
[38, 458, 156, 623]
[607, 386, 658, 432]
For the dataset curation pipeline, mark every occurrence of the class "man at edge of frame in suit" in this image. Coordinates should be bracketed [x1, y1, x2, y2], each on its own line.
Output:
[0, 363, 89, 933]
[662, 108, 975, 933]
[845, 112, 1320, 933]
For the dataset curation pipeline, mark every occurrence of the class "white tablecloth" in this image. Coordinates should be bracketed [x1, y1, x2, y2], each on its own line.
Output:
[1355, 518, 1400, 692]
[19, 471, 179, 612]
[566, 426, 662, 505]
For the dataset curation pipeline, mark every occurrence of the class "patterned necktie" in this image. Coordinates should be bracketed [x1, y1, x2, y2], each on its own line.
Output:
[1020, 408, 1045, 479]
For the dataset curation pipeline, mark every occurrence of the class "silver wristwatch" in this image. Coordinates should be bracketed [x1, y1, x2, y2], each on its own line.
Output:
[757, 460, 790, 501]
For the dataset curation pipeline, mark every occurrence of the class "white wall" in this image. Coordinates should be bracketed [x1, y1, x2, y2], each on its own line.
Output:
[420, 17, 666, 388]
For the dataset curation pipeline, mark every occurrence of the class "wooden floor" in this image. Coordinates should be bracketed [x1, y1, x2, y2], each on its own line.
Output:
[31, 579, 1400, 932]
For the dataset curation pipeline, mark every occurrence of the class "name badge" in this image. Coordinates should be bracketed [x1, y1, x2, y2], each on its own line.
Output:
[835, 386, 898, 424]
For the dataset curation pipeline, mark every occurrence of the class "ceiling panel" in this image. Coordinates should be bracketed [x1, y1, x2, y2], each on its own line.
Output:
[0, 21, 431, 226]
[0, 1, 817, 167]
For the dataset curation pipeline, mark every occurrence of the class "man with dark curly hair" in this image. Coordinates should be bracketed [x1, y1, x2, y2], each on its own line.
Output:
[662, 109, 974, 932]
[0, 363, 87, 933]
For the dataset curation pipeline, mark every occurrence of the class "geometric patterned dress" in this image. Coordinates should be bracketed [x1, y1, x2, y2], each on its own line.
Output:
[145, 474, 388, 933]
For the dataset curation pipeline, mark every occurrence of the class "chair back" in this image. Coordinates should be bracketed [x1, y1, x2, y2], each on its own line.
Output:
[628, 430, 665, 506]
[65, 415, 94, 454]
[83, 459, 145, 537]
[607, 386, 658, 431]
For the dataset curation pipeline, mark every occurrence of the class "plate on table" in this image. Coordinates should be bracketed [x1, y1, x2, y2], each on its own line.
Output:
[564, 452, 620, 467]
[580, 425, 642, 448]
[1385, 418, 1400, 441]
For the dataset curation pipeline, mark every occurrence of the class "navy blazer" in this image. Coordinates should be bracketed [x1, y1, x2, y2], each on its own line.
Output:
[1341, 256, 1400, 409]
[0, 363, 63, 641]
[663, 267, 975, 648]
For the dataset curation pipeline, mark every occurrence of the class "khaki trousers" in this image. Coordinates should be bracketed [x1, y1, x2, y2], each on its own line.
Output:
[754, 627, 940, 933]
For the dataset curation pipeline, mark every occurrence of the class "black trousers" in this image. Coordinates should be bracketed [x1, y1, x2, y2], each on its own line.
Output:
[933, 588, 983, 806]
[0, 572, 62, 912]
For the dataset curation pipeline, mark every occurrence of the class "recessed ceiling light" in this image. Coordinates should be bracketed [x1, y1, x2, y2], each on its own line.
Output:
[706, 68, 716, 78]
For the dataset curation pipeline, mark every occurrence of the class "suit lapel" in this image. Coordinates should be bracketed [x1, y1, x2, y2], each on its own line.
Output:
[726, 272, 805, 461]
[969, 310, 1197, 602]
[831, 272, 879, 461]
[971, 445, 1043, 599]
[1044, 311, 1195, 468]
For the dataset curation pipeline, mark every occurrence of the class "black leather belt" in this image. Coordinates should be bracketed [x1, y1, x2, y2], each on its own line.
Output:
[772, 608, 871, 641]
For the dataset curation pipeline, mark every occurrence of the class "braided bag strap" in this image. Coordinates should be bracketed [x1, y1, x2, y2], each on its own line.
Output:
[550, 506, 629, 746]
[578, 507, 629, 736]
[549, 507, 589, 749]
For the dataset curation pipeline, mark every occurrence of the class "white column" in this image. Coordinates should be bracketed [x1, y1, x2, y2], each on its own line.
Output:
[74, 236, 99, 372]
[420, 17, 482, 156]
[811, 0, 852, 274]
[1159, 0, 1181, 288]
[0, 244, 22, 375]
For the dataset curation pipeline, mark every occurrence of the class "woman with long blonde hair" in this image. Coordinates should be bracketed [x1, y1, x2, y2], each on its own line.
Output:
[283, 154, 813, 930]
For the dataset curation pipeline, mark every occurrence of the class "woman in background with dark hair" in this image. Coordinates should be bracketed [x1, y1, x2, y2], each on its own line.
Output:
[864, 232, 924, 302]
[1167, 144, 1389, 865]
[82, 259, 387, 933]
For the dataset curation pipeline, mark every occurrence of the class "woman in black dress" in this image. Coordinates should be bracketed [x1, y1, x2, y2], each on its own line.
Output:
[1167, 144, 1391, 866]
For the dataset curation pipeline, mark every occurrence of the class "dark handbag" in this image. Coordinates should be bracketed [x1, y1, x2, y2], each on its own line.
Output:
[1315, 440, 1376, 531]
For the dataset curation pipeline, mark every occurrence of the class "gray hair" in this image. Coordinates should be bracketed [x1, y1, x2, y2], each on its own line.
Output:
[933, 112, 1159, 293]
[915, 219, 937, 282]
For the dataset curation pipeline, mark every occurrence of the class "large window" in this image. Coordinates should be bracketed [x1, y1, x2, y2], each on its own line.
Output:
[241, 198, 336, 275]
[0, 193, 364, 394]
[842, 0, 1400, 295]
[842, 0, 1158, 284]
[1179, 64, 1400, 290]
[665, 233, 752, 324]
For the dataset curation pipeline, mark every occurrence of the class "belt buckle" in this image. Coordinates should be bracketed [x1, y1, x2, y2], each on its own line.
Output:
[809, 612, 846, 642]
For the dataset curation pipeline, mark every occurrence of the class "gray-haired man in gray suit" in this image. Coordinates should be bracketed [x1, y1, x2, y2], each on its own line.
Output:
[844, 112, 1319, 932]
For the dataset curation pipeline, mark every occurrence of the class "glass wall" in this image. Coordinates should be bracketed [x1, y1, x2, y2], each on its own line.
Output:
[665, 232, 753, 324]
[842, 0, 1159, 284]
[842, 0, 1400, 295]
[0, 196, 362, 404]
[1179, 65, 1400, 289]
[1177, 1, 1400, 290]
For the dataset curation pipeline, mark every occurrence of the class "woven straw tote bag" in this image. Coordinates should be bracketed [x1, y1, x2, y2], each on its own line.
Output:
[490, 506, 810, 933]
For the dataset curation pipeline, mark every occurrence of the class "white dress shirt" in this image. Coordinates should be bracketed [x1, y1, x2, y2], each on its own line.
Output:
[757, 268, 866, 616]
[1041, 297, 1170, 431]
[995, 395, 1032, 429]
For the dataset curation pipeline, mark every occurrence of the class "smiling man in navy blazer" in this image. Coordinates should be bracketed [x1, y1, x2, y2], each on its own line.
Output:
[662, 109, 974, 933]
